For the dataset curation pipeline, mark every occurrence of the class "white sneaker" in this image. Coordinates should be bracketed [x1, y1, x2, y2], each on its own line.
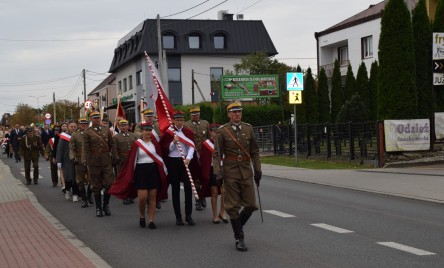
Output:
[65, 191, 72, 200]
[72, 195, 79, 202]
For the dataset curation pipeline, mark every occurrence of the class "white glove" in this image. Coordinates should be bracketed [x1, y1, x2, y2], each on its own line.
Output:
[57, 163, 62, 169]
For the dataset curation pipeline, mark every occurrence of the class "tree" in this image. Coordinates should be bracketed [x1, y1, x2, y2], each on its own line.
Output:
[303, 68, 318, 123]
[433, 0, 444, 111]
[336, 94, 366, 123]
[41, 100, 81, 124]
[331, 59, 343, 122]
[356, 62, 370, 119]
[10, 104, 36, 126]
[368, 61, 379, 121]
[378, 0, 417, 119]
[317, 68, 331, 123]
[413, 0, 434, 118]
[343, 64, 356, 101]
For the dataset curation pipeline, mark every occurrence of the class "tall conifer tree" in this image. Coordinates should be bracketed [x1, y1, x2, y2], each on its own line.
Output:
[331, 59, 343, 122]
[303, 68, 318, 123]
[378, 0, 417, 119]
[356, 62, 370, 120]
[343, 64, 357, 101]
[317, 68, 331, 123]
[369, 61, 379, 121]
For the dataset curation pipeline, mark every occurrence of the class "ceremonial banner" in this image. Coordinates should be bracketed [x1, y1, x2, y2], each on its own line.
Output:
[384, 119, 430, 152]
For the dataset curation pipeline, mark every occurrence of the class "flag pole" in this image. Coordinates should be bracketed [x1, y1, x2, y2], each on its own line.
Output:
[113, 95, 121, 132]
[144, 51, 199, 200]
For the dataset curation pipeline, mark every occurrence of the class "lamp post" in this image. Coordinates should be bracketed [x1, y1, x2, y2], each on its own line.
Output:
[29, 95, 44, 126]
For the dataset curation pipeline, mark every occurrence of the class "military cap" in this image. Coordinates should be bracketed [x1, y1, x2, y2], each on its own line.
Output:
[140, 122, 153, 130]
[142, 108, 155, 116]
[90, 111, 101, 119]
[189, 106, 200, 115]
[226, 101, 242, 112]
[119, 119, 129, 125]
[173, 110, 185, 119]
[78, 117, 88, 124]
[26, 127, 34, 133]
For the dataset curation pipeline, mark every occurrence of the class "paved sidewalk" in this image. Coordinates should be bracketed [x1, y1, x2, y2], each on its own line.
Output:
[262, 164, 444, 204]
[0, 159, 110, 268]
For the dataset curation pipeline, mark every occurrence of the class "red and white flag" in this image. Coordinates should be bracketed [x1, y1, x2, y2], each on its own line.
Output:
[144, 52, 174, 136]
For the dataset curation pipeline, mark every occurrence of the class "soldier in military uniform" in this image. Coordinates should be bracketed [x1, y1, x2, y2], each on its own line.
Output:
[135, 108, 161, 141]
[184, 106, 209, 210]
[19, 127, 44, 185]
[70, 117, 91, 208]
[82, 111, 119, 217]
[113, 119, 138, 205]
[213, 101, 262, 252]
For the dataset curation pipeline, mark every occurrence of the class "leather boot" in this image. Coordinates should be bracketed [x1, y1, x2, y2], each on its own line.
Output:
[87, 186, 94, 204]
[103, 192, 111, 216]
[230, 218, 248, 252]
[94, 194, 103, 217]
[240, 210, 252, 227]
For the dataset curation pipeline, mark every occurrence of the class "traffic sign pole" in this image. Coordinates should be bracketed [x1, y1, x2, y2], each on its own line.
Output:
[294, 104, 297, 166]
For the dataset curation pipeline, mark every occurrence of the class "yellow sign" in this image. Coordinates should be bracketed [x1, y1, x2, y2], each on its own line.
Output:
[289, 91, 302, 104]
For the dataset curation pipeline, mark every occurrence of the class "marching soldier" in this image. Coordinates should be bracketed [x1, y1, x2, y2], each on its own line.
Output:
[184, 106, 209, 210]
[213, 101, 262, 252]
[82, 111, 119, 217]
[113, 119, 138, 205]
[70, 117, 92, 208]
[135, 108, 161, 140]
[19, 126, 44, 185]
[44, 126, 60, 187]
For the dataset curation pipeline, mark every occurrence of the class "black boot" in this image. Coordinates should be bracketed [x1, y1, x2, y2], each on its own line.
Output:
[240, 210, 252, 227]
[230, 218, 248, 252]
[87, 185, 94, 204]
[103, 192, 111, 216]
[94, 194, 103, 217]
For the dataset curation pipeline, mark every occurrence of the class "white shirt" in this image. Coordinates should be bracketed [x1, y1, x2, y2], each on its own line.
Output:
[136, 141, 155, 164]
[168, 127, 194, 160]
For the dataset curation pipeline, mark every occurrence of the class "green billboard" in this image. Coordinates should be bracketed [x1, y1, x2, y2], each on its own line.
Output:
[220, 75, 279, 99]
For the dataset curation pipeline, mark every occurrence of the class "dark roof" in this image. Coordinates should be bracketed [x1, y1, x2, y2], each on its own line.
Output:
[87, 73, 116, 96]
[315, 1, 387, 38]
[109, 19, 278, 73]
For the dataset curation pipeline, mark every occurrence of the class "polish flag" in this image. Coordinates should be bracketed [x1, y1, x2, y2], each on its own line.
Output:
[144, 52, 174, 135]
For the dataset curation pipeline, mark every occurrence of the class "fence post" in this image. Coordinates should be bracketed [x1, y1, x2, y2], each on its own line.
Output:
[306, 123, 311, 157]
[349, 121, 354, 161]
[273, 125, 277, 154]
[326, 123, 331, 158]
[376, 121, 385, 168]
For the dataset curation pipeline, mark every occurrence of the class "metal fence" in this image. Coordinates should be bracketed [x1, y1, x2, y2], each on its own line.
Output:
[253, 122, 379, 166]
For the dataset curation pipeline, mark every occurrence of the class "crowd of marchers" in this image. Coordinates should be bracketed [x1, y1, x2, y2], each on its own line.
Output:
[0, 102, 262, 252]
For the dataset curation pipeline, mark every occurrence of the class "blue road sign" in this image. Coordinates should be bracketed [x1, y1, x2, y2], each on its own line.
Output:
[286, 72, 303, 90]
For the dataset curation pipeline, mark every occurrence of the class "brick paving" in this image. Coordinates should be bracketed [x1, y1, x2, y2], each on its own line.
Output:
[0, 159, 109, 268]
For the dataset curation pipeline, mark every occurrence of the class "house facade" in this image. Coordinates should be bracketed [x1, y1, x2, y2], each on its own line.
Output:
[86, 73, 117, 120]
[315, 0, 438, 80]
[108, 15, 277, 123]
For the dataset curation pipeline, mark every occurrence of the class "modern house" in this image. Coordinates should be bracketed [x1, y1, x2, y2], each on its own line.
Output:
[86, 73, 117, 120]
[107, 13, 277, 123]
[315, 0, 438, 80]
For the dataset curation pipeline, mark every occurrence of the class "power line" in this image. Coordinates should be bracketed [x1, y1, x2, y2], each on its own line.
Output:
[236, 0, 263, 14]
[0, 74, 81, 87]
[186, 0, 229, 19]
[161, 0, 210, 18]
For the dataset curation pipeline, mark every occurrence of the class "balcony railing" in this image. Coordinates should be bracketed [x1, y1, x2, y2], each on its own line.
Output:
[320, 60, 349, 78]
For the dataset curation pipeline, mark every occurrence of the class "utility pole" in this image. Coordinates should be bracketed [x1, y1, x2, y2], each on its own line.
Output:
[83, 69, 86, 102]
[192, 69, 195, 104]
[53, 92, 57, 124]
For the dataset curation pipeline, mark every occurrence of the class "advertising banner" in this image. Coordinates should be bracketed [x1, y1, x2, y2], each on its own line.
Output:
[433, 32, 444, 85]
[384, 119, 430, 152]
[435, 113, 444, 140]
[220, 75, 279, 99]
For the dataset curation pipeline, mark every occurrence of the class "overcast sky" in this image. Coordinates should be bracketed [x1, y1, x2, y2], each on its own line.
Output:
[0, 0, 376, 118]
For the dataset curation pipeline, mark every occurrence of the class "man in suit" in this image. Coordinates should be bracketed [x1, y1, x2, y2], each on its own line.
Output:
[40, 124, 54, 147]
[10, 124, 24, 163]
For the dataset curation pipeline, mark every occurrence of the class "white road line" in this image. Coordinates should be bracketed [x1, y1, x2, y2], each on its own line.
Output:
[311, 223, 354, 234]
[20, 172, 43, 179]
[377, 242, 436, 256]
[263, 210, 296, 218]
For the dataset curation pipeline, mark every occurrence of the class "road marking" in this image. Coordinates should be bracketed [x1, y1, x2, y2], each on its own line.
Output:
[263, 210, 295, 218]
[20, 172, 43, 179]
[311, 223, 354, 234]
[377, 242, 436, 256]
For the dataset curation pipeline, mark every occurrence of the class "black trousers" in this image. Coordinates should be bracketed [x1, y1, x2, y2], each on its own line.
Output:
[168, 157, 192, 218]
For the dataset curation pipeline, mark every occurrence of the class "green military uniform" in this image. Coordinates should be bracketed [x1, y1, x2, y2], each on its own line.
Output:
[70, 127, 90, 206]
[213, 101, 261, 252]
[19, 129, 44, 184]
[82, 125, 117, 191]
[113, 131, 137, 175]
[184, 119, 209, 154]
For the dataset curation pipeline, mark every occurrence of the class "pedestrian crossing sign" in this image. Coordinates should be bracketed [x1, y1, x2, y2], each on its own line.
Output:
[289, 91, 302, 104]
[286, 72, 303, 91]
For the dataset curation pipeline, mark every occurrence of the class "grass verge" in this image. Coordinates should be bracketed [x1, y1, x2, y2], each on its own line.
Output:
[261, 155, 373, 169]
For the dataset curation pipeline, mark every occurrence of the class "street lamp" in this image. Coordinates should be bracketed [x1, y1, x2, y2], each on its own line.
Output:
[29, 95, 44, 126]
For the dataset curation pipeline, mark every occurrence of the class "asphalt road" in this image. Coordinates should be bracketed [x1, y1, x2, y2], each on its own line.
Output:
[4, 155, 444, 268]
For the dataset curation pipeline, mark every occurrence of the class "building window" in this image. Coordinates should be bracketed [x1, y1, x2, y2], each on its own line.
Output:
[118, 80, 122, 91]
[128, 75, 133, 90]
[162, 34, 175, 49]
[168, 68, 181, 82]
[338, 46, 349, 66]
[362, 36, 373, 59]
[123, 78, 127, 92]
[189, 35, 200, 49]
[214, 35, 226, 49]
[136, 71, 142, 85]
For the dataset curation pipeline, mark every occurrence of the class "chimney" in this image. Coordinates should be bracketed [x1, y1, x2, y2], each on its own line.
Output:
[223, 13, 234, 21]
